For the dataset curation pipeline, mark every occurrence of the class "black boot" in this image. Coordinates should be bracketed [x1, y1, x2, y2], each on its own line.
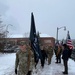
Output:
[62, 71, 68, 74]
[55, 61, 58, 63]
[27, 71, 32, 75]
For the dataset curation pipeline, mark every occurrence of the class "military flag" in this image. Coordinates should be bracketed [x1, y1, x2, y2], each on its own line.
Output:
[29, 12, 43, 62]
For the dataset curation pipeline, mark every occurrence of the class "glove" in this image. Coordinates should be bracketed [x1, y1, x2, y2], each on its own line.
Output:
[27, 71, 32, 75]
[15, 69, 17, 74]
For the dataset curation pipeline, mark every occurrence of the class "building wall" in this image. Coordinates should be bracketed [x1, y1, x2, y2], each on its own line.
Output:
[0, 37, 55, 47]
[40, 37, 55, 47]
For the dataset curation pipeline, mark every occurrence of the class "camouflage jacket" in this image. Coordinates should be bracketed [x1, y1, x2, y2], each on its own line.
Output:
[47, 46, 53, 56]
[57, 45, 62, 56]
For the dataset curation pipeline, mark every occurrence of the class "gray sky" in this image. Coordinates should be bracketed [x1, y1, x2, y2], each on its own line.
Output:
[0, 0, 75, 39]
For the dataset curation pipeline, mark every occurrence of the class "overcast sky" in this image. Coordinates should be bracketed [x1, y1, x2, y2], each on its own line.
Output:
[0, 0, 75, 39]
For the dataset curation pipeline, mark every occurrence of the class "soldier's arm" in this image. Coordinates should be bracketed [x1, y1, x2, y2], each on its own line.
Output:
[52, 47, 54, 55]
[15, 53, 19, 69]
[29, 50, 34, 70]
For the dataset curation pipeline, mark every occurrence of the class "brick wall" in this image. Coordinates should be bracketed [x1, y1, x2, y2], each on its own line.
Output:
[0, 37, 55, 47]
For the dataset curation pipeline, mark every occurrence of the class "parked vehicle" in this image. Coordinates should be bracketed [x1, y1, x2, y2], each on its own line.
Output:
[3, 45, 20, 53]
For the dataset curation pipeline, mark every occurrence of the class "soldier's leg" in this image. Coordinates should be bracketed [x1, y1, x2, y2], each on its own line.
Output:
[43, 58, 45, 67]
[50, 55, 53, 64]
[48, 57, 51, 65]
[59, 55, 61, 63]
[47, 55, 49, 64]
[41, 59, 43, 68]
[45, 52, 48, 61]
[64, 60, 68, 73]
[63, 60, 68, 74]
[42, 60, 44, 68]
[58, 55, 61, 63]
[27, 71, 32, 75]
[55, 56, 58, 63]
[49, 57, 51, 64]
[35, 59, 39, 69]
[18, 69, 27, 75]
[42, 57, 45, 68]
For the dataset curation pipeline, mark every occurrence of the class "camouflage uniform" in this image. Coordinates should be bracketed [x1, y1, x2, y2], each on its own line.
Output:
[15, 47, 34, 75]
[56, 45, 62, 63]
[47, 46, 53, 65]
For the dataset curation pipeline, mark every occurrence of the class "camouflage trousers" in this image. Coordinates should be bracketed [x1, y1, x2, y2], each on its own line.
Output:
[18, 70, 28, 75]
[17, 66, 28, 75]
[48, 55, 53, 65]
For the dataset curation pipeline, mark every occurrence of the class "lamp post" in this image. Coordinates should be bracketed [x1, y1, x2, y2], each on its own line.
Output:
[56, 26, 66, 43]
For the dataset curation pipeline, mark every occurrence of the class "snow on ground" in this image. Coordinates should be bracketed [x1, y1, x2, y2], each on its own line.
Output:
[0, 53, 75, 75]
[0, 53, 15, 75]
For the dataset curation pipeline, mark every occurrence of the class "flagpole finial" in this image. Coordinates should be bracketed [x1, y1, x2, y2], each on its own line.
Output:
[68, 30, 69, 33]
[31, 12, 34, 19]
[31, 12, 33, 15]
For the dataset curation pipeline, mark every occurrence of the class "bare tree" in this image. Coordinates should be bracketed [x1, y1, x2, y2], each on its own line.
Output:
[24, 32, 29, 38]
[0, 15, 6, 38]
[0, 15, 6, 52]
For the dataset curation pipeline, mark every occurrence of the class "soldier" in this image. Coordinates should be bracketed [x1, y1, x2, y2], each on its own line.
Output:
[47, 45, 53, 65]
[62, 44, 69, 74]
[55, 44, 62, 63]
[40, 46, 47, 68]
[54, 44, 58, 59]
[15, 41, 34, 75]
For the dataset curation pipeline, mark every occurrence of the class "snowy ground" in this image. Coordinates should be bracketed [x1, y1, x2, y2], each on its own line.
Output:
[0, 53, 75, 75]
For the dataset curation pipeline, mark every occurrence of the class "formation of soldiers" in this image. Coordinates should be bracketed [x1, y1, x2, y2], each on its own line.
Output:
[15, 40, 73, 75]
[15, 41, 54, 75]
[54, 43, 72, 74]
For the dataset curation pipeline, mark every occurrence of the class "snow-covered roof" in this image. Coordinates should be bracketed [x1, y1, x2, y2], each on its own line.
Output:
[8, 34, 24, 38]
[40, 34, 51, 37]
[8, 33, 51, 38]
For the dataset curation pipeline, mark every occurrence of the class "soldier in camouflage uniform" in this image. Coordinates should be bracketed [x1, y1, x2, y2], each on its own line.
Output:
[47, 45, 53, 65]
[55, 44, 62, 63]
[15, 41, 34, 75]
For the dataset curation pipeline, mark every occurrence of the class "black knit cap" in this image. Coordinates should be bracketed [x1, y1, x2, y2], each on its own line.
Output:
[63, 44, 67, 48]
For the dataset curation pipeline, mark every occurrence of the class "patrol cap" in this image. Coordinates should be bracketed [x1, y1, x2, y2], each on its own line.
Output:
[19, 41, 27, 46]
